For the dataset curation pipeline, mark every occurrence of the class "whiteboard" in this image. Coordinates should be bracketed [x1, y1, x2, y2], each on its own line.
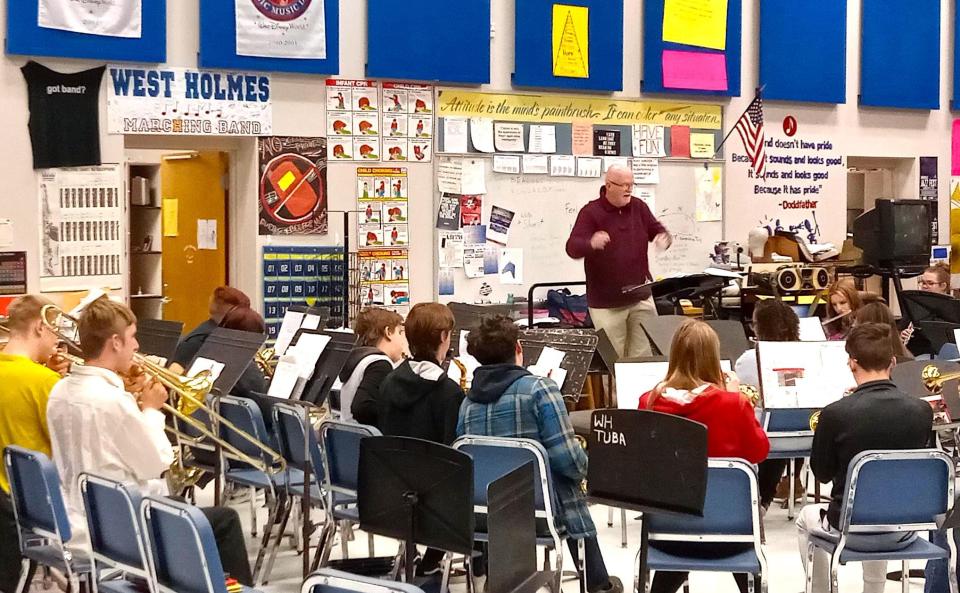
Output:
[435, 156, 724, 304]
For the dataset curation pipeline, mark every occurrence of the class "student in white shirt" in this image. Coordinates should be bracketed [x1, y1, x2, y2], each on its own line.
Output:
[47, 297, 253, 584]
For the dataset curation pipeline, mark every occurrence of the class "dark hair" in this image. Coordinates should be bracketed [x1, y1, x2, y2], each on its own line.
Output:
[354, 307, 404, 347]
[78, 297, 136, 359]
[753, 300, 800, 342]
[845, 322, 896, 372]
[219, 306, 265, 334]
[855, 302, 911, 359]
[466, 315, 521, 365]
[5, 295, 52, 334]
[405, 303, 454, 362]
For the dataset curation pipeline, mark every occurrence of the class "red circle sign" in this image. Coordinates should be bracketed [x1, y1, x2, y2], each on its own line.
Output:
[783, 116, 798, 137]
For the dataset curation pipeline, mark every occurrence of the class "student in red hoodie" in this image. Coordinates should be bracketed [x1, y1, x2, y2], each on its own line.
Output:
[638, 319, 769, 593]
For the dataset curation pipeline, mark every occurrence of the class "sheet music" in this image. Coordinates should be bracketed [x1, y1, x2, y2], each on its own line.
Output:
[187, 357, 225, 383]
[757, 341, 854, 408]
[286, 332, 332, 378]
[798, 317, 827, 341]
[274, 310, 306, 355]
[267, 356, 301, 399]
[301, 314, 322, 331]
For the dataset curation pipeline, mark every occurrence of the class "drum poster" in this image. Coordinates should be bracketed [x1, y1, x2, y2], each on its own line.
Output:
[258, 136, 328, 235]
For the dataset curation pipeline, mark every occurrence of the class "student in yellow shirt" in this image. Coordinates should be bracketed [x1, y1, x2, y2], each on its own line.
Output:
[0, 295, 62, 593]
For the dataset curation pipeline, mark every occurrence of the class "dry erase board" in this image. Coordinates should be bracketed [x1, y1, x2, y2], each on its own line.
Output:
[434, 157, 723, 304]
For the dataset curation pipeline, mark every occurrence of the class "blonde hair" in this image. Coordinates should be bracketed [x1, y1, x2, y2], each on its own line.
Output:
[5, 295, 52, 334]
[646, 319, 725, 408]
[77, 297, 136, 359]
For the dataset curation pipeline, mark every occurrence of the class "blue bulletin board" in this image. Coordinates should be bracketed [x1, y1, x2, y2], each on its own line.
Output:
[366, 0, 491, 84]
[759, 0, 846, 104]
[262, 246, 346, 339]
[512, 0, 623, 92]
[642, 0, 742, 97]
[199, 0, 340, 75]
[6, 0, 166, 62]
[860, 0, 939, 109]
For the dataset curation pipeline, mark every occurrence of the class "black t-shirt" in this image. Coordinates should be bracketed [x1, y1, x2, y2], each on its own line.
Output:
[21, 61, 105, 169]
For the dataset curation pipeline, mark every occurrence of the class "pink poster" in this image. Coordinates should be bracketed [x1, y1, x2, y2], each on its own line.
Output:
[662, 50, 728, 92]
[952, 119, 960, 176]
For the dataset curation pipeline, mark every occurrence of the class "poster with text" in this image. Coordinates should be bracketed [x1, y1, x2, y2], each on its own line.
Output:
[327, 80, 381, 162]
[382, 82, 434, 162]
[40, 0, 141, 38]
[38, 165, 124, 292]
[235, 0, 327, 59]
[258, 136, 328, 235]
[358, 249, 409, 314]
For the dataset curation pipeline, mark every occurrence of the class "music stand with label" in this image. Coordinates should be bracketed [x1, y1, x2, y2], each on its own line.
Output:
[300, 330, 358, 405]
[358, 436, 474, 586]
[487, 464, 552, 593]
[135, 319, 184, 362]
[586, 409, 708, 581]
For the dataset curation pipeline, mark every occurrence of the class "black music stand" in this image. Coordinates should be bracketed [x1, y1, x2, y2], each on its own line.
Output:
[194, 327, 266, 395]
[706, 319, 751, 363]
[299, 330, 358, 405]
[890, 360, 960, 398]
[487, 465, 552, 593]
[639, 315, 687, 356]
[587, 410, 709, 580]
[520, 329, 597, 400]
[358, 436, 474, 585]
[135, 319, 184, 362]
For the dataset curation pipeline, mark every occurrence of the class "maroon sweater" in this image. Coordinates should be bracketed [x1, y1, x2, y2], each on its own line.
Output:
[565, 188, 667, 308]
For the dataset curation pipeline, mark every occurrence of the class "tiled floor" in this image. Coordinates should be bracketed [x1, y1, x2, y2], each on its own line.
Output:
[228, 495, 925, 593]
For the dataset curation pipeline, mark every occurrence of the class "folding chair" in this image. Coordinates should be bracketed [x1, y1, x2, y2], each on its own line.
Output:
[3, 445, 91, 593]
[301, 567, 424, 593]
[761, 408, 817, 519]
[452, 436, 571, 593]
[804, 449, 957, 593]
[642, 459, 767, 593]
[274, 402, 327, 558]
[140, 496, 266, 593]
[79, 473, 153, 593]
[316, 420, 382, 568]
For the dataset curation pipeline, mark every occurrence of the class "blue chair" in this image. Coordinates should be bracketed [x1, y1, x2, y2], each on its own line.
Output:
[316, 420, 382, 568]
[3, 445, 91, 593]
[452, 436, 569, 592]
[218, 395, 290, 585]
[641, 458, 767, 593]
[804, 449, 956, 593]
[301, 567, 424, 593]
[274, 401, 327, 557]
[79, 473, 152, 593]
[140, 496, 266, 593]
[761, 407, 817, 519]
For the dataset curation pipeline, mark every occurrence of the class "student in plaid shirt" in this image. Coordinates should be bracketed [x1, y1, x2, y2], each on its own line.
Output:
[457, 315, 623, 593]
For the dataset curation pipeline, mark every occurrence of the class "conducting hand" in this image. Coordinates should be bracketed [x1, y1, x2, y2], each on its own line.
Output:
[654, 232, 673, 251]
[138, 378, 169, 411]
[590, 231, 611, 251]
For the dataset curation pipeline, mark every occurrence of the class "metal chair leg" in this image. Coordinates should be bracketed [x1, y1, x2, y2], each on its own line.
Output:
[252, 491, 282, 585]
[368, 532, 375, 558]
[804, 543, 815, 593]
[787, 461, 796, 520]
[341, 520, 350, 559]
[621, 508, 628, 548]
[250, 486, 258, 537]
[608, 507, 614, 527]
[901, 560, 909, 593]
[440, 552, 453, 593]
[14, 559, 31, 593]
[261, 496, 293, 585]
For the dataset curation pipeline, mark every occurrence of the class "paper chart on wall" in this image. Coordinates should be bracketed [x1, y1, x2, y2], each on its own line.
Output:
[493, 155, 521, 174]
[494, 123, 525, 152]
[357, 167, 410, 314]
[382, 82, 434, 162]
[695, 166, 723, 222]
[326, 80, 381, 162]
[38, 165, 124, 292]
[632, 158, 660, 184]
[499, 248, 524, 285]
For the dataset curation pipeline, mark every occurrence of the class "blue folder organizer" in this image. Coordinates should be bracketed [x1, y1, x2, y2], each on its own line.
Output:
[366, 0, 490, 84]
[7, 0, 166, 62]
[759, 0, 846, 104]
[512, 0, 623, 92]
[642, 0, 741, 97]
[199, 0, 340, 75]
[860, 0, 939, 109]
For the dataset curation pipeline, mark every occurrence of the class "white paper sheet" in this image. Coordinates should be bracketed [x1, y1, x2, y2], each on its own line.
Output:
[197, 219, 217, 250]
[274, 310, 306, 356]
[604, 156, 630, 172]
[461, 160, 487, 194]
[437, 160, 464, 194]
[798, 317, 827, 341]
[527, 364, 567, 389]
[550, 155, 576, 177]
[443, 118, 469, 153]
[576, 157, 602, 178]
[493, 155, 521, 174]
[757, 341, 855, 408]
[267, 356, 301, 399]
[494, 123, 525, 152]
[187, 357, 225, 383]
[287, 332, 331, 377]
[632, 125, 666, 157]
[499, 248, 524, 284]
[470, 118, 495, 153]
[522, 154, 549, 174]
[529, 125, 557, 154]
[632, 158, 660, 185]
[537, 346, 566, 370]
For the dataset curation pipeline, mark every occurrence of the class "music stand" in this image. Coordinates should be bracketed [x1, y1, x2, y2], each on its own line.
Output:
[487, 465, 552, 593]
[194, 327, 266, 395]
[135, 319, 184, 362]
[899, 290, 960, 324]
[706, 319, 750, 363]
[639, 315, 687, 356]
[587, 410, 708, 580]
[916, 320, 960, 355]
[300, 330, 358, 405]
[890, 360, 960, 399]
[520, 329, 597, 400]
[358, 436, 474, 586]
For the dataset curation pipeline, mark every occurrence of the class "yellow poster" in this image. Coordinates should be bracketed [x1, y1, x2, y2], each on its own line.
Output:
[662, 0, 728, 51]
[690, 132, 716, 158]
[552, 4, 589, 79]
[162, 199, 178, 237]
[438, 90, 723, 130]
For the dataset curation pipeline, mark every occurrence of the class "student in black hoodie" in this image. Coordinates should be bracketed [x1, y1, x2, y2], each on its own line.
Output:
[340, 307, 407, 426]
[379, 302, 464, 445]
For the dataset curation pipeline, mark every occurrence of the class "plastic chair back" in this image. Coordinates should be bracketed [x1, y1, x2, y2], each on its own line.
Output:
[140, 497, 227, 593]
[302, 568, 425, 593]
[218, 396, 274, 465]
[80, 473, 149, 575]
[453, 437, 551, 511]
[4, 445, 71, 542]
[275, 403, 325, 481]
[320, 420, 381, 495]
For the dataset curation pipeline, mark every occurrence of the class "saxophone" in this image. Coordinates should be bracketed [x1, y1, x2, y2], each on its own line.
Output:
[452, 358, 469, 390]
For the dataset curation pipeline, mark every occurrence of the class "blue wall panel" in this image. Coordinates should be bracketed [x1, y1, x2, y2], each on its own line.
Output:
[366, 0, 490, 84]
[512, 0, 623, 92]
[861, 0, 939, 109]
[7, 0, 166, 63]
[759, 0, 846, 104]
[199, 0, 339, 75]
[642, 0, 741, 97]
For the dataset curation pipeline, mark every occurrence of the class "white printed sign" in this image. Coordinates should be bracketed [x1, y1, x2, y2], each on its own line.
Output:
[106, 66, 272, 136]
[39, 0, 142, 38]
[235, 0, 327, 59]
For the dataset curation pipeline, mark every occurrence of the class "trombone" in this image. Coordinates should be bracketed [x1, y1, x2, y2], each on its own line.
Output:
[39, 305, 287, 493]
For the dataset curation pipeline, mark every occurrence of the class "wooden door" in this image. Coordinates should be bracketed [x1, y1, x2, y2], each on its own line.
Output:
[160, 152, 228, 329]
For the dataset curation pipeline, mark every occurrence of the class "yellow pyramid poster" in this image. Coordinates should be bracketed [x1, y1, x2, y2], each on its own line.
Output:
[552, 4, 589, 79]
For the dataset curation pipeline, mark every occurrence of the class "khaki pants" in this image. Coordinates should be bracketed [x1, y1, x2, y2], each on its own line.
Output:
[589, 298, 657, 359]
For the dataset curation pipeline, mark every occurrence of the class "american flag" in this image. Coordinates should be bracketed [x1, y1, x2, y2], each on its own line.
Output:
[735, 94, 766, 179]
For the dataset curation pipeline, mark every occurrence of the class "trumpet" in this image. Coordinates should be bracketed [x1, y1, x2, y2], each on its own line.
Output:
[921, 364, 960, 395]
[254, 347, 276, 379]
[39, 304, 286, 495]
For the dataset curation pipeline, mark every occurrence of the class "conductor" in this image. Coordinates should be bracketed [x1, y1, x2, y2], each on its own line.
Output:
[566, 165, 672, 358]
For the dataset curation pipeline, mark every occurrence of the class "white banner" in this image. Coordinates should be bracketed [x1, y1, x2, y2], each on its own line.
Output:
[236, 0, 327, 59]
[39, 0, 142, 38]
[106, 65, 272, 136]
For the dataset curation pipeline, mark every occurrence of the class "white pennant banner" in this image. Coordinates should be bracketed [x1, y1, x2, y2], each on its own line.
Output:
[235, 0, 327, 60]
